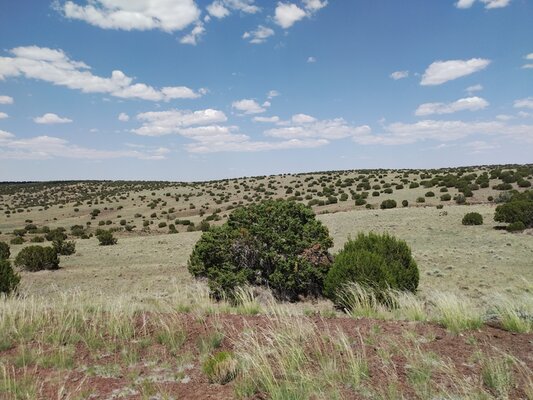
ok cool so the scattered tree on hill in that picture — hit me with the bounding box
[0,259,20,295]
[14,246,59,271]
[188,200,333,301]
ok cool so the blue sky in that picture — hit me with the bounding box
[0,0,532,181]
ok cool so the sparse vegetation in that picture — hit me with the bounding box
[0,165,532,399]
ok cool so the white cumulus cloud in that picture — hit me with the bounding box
[59,0,200,33]
[232,99,266,114]
[133,109,228,136]
[0,46,203,102]
[421,58,491,86]
[206,1,230,18]
[118,112,130,122]
[243,25,275,44]
[0,95,13,104]
[415,97,489,116]
[34,113,73,124]
[274,3,308,28]
[0,112,8,119]
[180,23,206,45]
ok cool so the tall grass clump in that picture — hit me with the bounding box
[431,292,484,333]
[491,294,533,333]
[234,316,369,399]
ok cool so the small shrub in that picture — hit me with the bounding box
[10,237,24,245]
[96,230,117,246]
[506,221,525,232]
[14,246,59,271]
[202,351,238,384]
[455,194,466,205]
[324,233,419,306]
[462,212,483,226]
[440,194,452,201]
[416,197,425,203]
[0,259,20,295]
[425,191,435,197]
[30,236,45,243]
[0,242,10,259]
[380,199,397,209]
[53,239,76,255]
[402,200,408,207]
[45,228,67,242]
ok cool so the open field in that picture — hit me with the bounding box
[8,204,533,307]
[1,165,533,399]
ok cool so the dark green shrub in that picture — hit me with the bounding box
[30,236,45,243]
[199,221,211,232]
[96,230,117,246]
[45,228,67,242]
[188,200,333,301]
[518,180,531,188]
[440,194,452,201]
[402,200,408,207]
[14,246,59,271]
[506,221,526,232]
[425,191,435,197]
[416,197,425,203]
[494,192,533,228]
[53,239,76,255]
[324,233,419,305]
[380,199,397,209]
[13,229,26,237]
[0,242,9,260]
[372,191,380,197]
[455,194,466,205]
[10,237,24,245]
[493,183,513,191]
[355,198,366,206]
[0,259,20,295]
[462,212,483,226]
[409,182,419,189]
[158,222,167,228]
